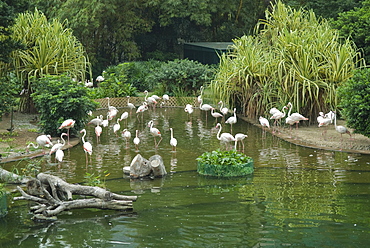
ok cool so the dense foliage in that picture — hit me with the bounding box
[0,73,21,121]
[210,1,363,121]
[331,0,370,62]
[196,149,254,177]
[31,74,98,136]
[146,59,215,96]
[87,64,138,99]
[337,68,370,138]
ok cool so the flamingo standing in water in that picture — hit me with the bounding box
[113,118,121,136]
[121,129,131,148]
[120,111,129,126]
[169,128,178,152]
[58,119,75,145]
[127,96,136,115]
[133,130,140,151]
[144,90,158,109]
[162,94,169,107]
[197,86,204,106]
[80,129,92,165]
[148,120,162,148]
[259,116,270,138]
[234,133,248,150]
[95,124,102,143]
[211,108,223,123]
[225,108,237,134]
[215,123,235,150]
[199,98,212,122]
[136,102,148,121]
[218,101,229,121]
[184,104,194,122]
[49,133,67,155]
[55,148,64,163]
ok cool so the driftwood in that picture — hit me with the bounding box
[128,154,167,179]
[13,173,137,221]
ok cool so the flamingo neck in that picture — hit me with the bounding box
[145,91,149,101]
[61,134,66,146]
[81,130,86,144]
[28,142,39,149]
[170,128,174,139]
[287,104,293,117]
[216,124,222,140]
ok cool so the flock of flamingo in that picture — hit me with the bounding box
[26,88,353,164]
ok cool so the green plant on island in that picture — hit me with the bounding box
[84,170,110,189]
[196,150,253,177]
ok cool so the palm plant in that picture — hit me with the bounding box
[210,1,364,122]
[9,9,91,113]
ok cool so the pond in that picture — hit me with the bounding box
[1,107,370,247]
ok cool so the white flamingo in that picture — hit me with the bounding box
[80,129,92,164]
[234,133,248,150]
[170,127,178,152]
[162,94,169,107]
[49,133,67,155]
[121,129,131,148]
[148,120,162,148]
[270,106,288,133]
[133,130,140,151]
[95,125,102,143]
[127,96,136,115]
[334,111,352,150]
[55,148,64,163]
[317,112,332,140]
[26,134,53,153]
[259,116,270,138]
[136,102,148,121]
[184,104,194,122]
[218,101,229,116]
[197,86,204,106]
[286,102,309,129]
[225,108,237,134]
[144,90,158,108]
[215,123,235,150]
[120,111,129,125]
[58,119,75,145]
[88,115,103,126]
[211,108,223,122]
[101,114,109,128]
[113,118,121,136]
[199,98,213,122]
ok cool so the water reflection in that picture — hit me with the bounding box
[3,107,370,247]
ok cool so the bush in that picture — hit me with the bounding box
[337,68,370,138]
[88,64,138,99]
[196,150,254,177]
[31,74,99,136]
[0,73,21,121]
[147,59,215,97]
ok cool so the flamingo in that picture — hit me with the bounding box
[170,127,178,152]
[96,75,105,83]
[211,108,223,122]
[215,123,235,150]
[113,118,121,136]
[334,111,352,150]
[133,130,140,151]
[106,97,117,111]
[197,86,204,106]
[26,134,53,153]
[121,129,131,148]
[148,120,162,148]
[95,125,102,143]
[317,112,332,140]
[85,81,93,87]
[144,90,158,108]
[270,106,288,133]
[88,115,103,126]
[234,133,248,150]
[136,102,148,121]
[225,108,237,134]
[127,96,136,115]
[199,98,213,122]
[49,133,67,155]
[120,111,129,126]
[80,129,92,164]
[259,116,270,138]
[218,101,229,120]
[184,104,194,122]
[108,108,118,120]
[55,148,64,163]
[286,102,309,129]
[101,114,109,128]
[58,119,75,145]
[162,94,169,107]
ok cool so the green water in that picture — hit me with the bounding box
[1,107,370,247]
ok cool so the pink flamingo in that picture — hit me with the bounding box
[58,119,75,145]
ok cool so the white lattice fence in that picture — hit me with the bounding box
[95,97,198,109]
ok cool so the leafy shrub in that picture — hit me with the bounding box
[88,64,138,98]
[146,59,215,96]
[337,68,370,138]
[31,74,98,136]
[196,150,254,177]
[124,61,162,92]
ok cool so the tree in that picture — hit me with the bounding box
[9,9,91,113]
[31,74,98,137]
[337,68,370,138]
[331,0,370,63]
